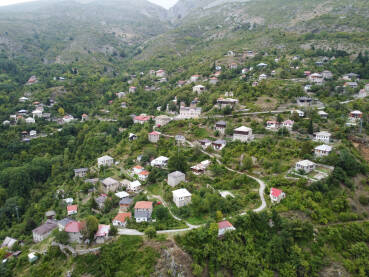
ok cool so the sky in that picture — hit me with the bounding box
[0,0,179,9]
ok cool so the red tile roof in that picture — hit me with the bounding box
[139,170,150,176]
[271,188,283,197]
[113,212,131,223]
[67,205,78,212]
[65,221,84,233]
[134,115,151,121]
[218,220,233,229]
[134,201,153,210]
[149,131,160,135]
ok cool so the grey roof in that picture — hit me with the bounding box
[95,195,107,204]
[74,168,88,173]
[216,120,227,126]
[45,210,56,217]
[85,178,99,184]
[134,210,152,219]
[213,140,226,144]
[168,171,185,178]
[58,218,73,228]
[119,198,133,205]
[32,220,58,235]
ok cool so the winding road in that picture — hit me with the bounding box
[118,132,267,236]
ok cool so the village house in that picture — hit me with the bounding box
[129,133,137,141]
[132,165,144,175]
[28,253,38,263]
[342,73,359,80]
[113,212,131,227]
[19,96,29,103]
[45,210,56,220]
[212,139,227,151]
[177,80,187,87]
[270,188,286,204]
[295,160,316,173]
[116,92,126,99]
[318,111,328,119]
[172,188,192,208]
[102,177,120,193]
[308,73,324,84]
[57,218,73,231]
[190,75,201,83]
[191,160,211,175]
[64,198,74,205]
[215,121,227,135]
[322,70,333,79]
[151,156,169,168]
[129,86,137,93]
[349,110,363,122]
[128,180,142,192]
[179,103,202,119]
[27,76,38,85]
[32,109,43,118]
[155,115,172,127]
[115,191,129,199]
[229,63,238,70]
[74,168,88,178]
[216,98,238,109]
[133,114,152,124]
[25,117,35,124]
[242,68,249,74]
[2,120,10,126]
[138,170,149,182]
[156,69,167,78]
[175,135,186,145]
[282,120,294,130]
[65,221,84,243]
[95,224,110,244]
[1,237,17,249]
[259,74,267,81]
[314,131,331,144]
[134,201,153,222]
[119,198,133,212]
[168,171,186,187]
[193,85,206,94]
[344,82,358,89]
[217,220,236,237]
[297,96,313,107]
[257,63,268,68]
[209,77,218,85]
[63,115,74,124]
[30,130,37,137]
[32,220,58,242]
[67,205,78,216]
[95,194,108,210]
[291,109,305,117]
[266,120,279,130]
[97,155,114,168]
[198,139,212,149]
[81,114,88,121]
[233,126,254,142]
[148,131,161,143]
[314,145,332,157]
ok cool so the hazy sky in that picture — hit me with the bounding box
[0,0,179,9]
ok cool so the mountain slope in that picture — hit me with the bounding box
[0,0,169,64]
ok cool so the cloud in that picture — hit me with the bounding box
[148,0,178,9]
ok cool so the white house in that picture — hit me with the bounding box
[172,188,192,208]
[291,110,305,117]
[155,115,172,127]
[215,121,227,135]
[148,131,160,143]
[217,220,236,237]
[30,130,37,137]
[193,85,206,94]
[179,105,202,119]
[209,77,218,85]
[259,74,267,81]
[314,131,331,144]
[98,155,114,168]
[270,188,286,204]
[282,120,294,130]
[190,75,200,83]
[322,70,333,79]
[191,160,211,175]
[217,98,238,109]
[134,201,153,222]
[129,86,137,93]
[168,171,185,187]
[112,212,131,227]
[32,110,43,118]
[212,139,226,151]
[308,73,324,84]
[151,156,169,168]
[266,120,279,130]
[318,111,328,119]
[128,180,142,192]
[314,145,332,157]
[26,117,35,124]
[295,160,316,173]
[156,69,167,78]
[115,191,130,199]
[138,170,149,181]
[233,126,254,142]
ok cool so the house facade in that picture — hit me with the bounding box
[32,220,58,242]
[314,131,331,144]
[148,131,161,143]
[102,177,120,193]
[65,221,84,243]
[314,145,332,157]
[134,201,153,222]
[113,212,131,227]
[98,155,114,168]
[212,140,226,151]
[172,188,192,208]
[193,85,206,94]
[168,171,186,187]
[215,121,226,135]
[295,160,316,173]
[151,156,169,168]
[233,126,254,142]
[74,168,88,178]
[217,220,236,237]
